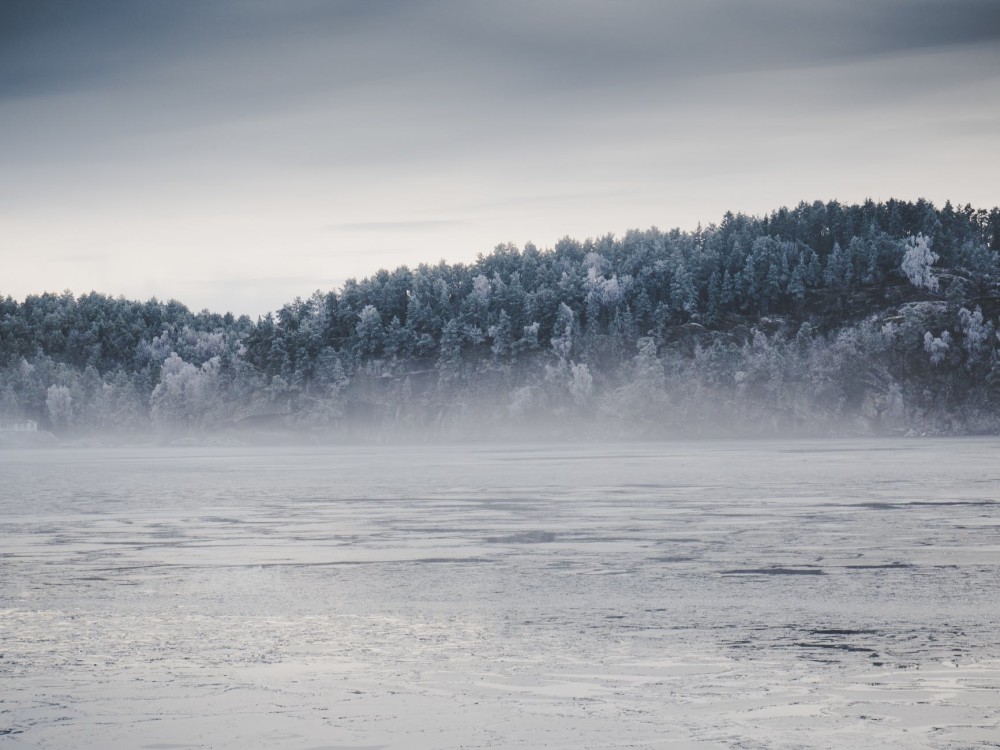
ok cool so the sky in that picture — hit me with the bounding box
[2,1,999,317]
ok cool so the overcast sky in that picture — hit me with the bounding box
[2,1,999,316]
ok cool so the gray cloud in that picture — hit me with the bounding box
[3,1,996,175]
[4,1,999,101]
[2,1,998,315]
[0,1,392,97]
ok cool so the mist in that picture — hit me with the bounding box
[5,4,1000,748]
[3,198,999,448]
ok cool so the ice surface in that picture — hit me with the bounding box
[1,440,999,748]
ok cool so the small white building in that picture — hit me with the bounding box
[0,419,37,433]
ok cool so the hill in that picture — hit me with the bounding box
[3,198,1000,439]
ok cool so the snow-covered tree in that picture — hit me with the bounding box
[824,241,853,290]
[488,310,513,358]
[436,319,463,387]
[902,235,939,292]
[355,305,384,357]
[923,330,951,365]
[471,274,491,305]
[515,321,540,353]
[568,362,593,404]
[550,303,576,361]
[150,353,221,431]
[45,384,73,430]
[957,307,991,360]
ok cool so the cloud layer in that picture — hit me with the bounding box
[2,1,999,315]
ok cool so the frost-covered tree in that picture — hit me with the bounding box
[956,307,992,365]
[902,234,939,292]
[787,256,808,300]
[471,274,491,305]
[670,260,697,318]
[568,362,593,404]
[150,353,221,431]
[515,321,540,353]
[824,241,853,290]
[488,310,513,358]
[436,319,464,387]
[355,305,384,357]
[923,331,951,365]
[550,303,576,361]
[45,385,73,430]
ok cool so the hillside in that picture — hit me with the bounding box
[3,198,1000,439]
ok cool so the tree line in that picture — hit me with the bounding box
[3,198,1000,439]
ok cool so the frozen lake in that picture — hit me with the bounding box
[1,440,999,749]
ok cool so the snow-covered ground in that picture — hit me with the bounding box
[1,440,998,749]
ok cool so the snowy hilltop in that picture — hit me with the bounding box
[3,198,1000,440]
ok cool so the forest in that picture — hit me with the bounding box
[3,198,1000,440]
